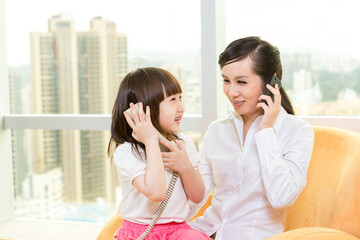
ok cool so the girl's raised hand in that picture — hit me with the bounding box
[256,83,281,130]
[160,139,193,174]
[123,102,158,145]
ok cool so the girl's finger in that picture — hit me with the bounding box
[161,152,172,158]
[174,140,185,151]
[163,162,171,168]
[138,102,145,122]
[159,139,177,152]
[145,106,151,123]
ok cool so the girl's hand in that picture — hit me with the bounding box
[123,102,158,145]
[160,139,193,175]
[161,139,205,203]
[257,83,281,130]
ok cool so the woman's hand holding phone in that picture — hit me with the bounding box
[123,102,158,146]
[257,83,282,130]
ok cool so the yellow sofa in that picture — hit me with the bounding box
[97,126,360,240]
[268,126,360,239]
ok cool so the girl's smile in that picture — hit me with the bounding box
[159,93,184,133]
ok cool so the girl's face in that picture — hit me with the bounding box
[159,93,184,133]
[222,56,264,122]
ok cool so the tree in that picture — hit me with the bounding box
[317,70,344,102]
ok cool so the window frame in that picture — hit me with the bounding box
[1,0,360,239]
[0,0,13,225]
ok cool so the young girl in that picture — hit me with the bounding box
[108,67,211,240]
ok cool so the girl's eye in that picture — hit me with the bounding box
[237,80,247,84]
[170,97,176,101]
[223,79,230,83]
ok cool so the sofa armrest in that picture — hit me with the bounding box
[266,227,360,240]
[96,215,123,240]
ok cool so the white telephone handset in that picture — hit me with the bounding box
[125,103,179,240]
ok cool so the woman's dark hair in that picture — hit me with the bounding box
[218,36,294,115]
[108,67,182,159]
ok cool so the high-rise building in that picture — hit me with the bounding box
[77,17,128,203]
[29,15,128,208]
[282,54,312,91]
[30,15,82,203]
[15,168,64,220]
[293,69,312,93]
[9,68,29,199]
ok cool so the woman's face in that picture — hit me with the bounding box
[158,93,184,133]
[222,56,264,121]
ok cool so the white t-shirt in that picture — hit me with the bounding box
[188,107,315,240]
[113,133,200,224]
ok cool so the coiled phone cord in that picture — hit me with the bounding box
[136,171,179,240]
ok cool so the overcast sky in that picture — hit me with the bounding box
[5,0,201,66]
[5,0,360,66]
[225,0,360,58]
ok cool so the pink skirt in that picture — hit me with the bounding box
[116,220,211,240]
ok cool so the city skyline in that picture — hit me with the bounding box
[5,0,360,67]
[10,15,129,221]
[5,0,201,66]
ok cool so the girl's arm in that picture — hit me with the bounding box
[124,103,166,201]
[161,139,205,203]
[178,167,205,204]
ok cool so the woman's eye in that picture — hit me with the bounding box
[170,97,176,101]
[237,80,247,84]
[223,79,230,83]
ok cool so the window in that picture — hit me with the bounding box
[5,0,201,223]
[225,0,360,116]
[1,1,359,239]
[6,0,202,116]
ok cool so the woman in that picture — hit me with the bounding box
[188,36,315,240]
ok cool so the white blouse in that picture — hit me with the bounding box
[113,133,199,224]
[188,108,314,240]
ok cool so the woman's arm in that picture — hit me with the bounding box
[255,123,314,208]
[257,84,315,208]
